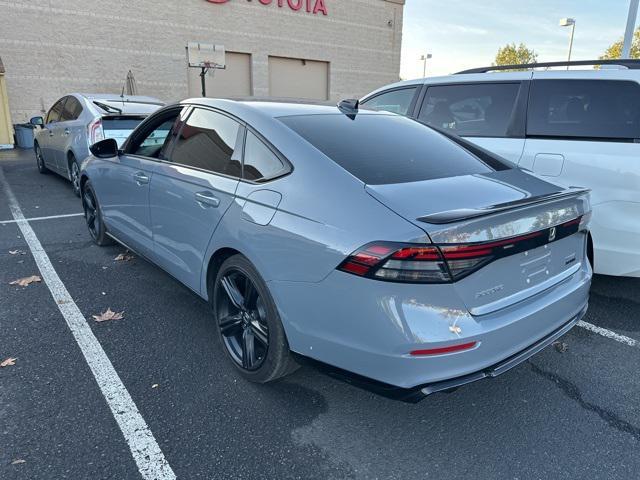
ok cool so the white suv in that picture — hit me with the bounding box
[361,59,640,278]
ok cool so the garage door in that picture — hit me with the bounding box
[268,56,328,101]
[188,52,252,98]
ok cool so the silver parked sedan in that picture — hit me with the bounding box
[30,93,164,196]
[79,99,592,401]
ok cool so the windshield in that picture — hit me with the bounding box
[278,113,497,185]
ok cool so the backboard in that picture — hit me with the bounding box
[187,42,226,69]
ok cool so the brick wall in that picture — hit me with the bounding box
[0,0,404,122]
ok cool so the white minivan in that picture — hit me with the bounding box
[361,59,640,278]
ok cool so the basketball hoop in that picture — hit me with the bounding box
[186,42,226,96]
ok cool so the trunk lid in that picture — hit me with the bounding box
[366,169,591,315]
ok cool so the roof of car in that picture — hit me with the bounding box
[76,93,164,105]
[180,98,389,119]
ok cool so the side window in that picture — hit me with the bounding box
[169,108,241,177]
[61,97,83,121]
[418,83,520,137]
[360,87,417,115]
[46,98,66,124]
[128,108,185,158]
[243,131,288,182]
[527,80,640,140]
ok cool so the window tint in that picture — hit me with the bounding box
[279,113,495,185]
[243,131,288,181]
[527,80,640,140]
[61,96,82,121]
[169,108,241,176]
[418,83,520,137]
[46,98,66,124]
[361,87,417,115]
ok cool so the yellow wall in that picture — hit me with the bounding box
[0,73,14,147]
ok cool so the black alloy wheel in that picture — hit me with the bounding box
[82,182,112,246]
[216,269,270,371]
[213,255,297,383]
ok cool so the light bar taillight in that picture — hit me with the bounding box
[337,216,584,283]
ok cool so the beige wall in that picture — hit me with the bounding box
[268,56,328,100]
[1,0,404,122]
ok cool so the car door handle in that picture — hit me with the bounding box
[195,191,220,208]
[49,130,54,137]
[133,172,150,185]
[63,128,70,136]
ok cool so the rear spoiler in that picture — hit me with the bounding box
[418,187,591,225]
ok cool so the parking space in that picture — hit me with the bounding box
[2,148,640,479]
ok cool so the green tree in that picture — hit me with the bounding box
[600,28,640,59]
[494,43,538,66]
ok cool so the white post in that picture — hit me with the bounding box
[567,23,576,69]
[622,0,639,58]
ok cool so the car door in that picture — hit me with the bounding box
[148,106,242,292]
[59,95,86,176]
[97,107,184,258]
[48,96,71,172]
[520,76,640,275]
[40,98,66,170]
[415,82,528,164]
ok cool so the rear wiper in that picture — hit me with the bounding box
[93,101,123,115]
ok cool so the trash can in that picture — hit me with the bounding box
[14,123,35,149]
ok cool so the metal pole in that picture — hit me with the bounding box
[422,58,427,77]
[200,67,207,97]
[622,0,639,58]
[567,23,575,69]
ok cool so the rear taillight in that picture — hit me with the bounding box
[88,118,104,146]
[337,216,584,283]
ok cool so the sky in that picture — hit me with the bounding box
[400,0,638,79]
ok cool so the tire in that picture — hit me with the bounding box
[35,143,49,174]
[212,254,298,383]
[69,155,81,197]
[82,181,114,246]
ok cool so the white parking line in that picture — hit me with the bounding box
[578,320,638,347]
[0,167,176,480]
[0,212,84,225]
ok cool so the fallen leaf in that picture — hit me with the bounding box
[553,341,568,353]
[9,250,26,255]
[1,357,17,367]
[151,384,159,389]
[92,308,124,322]
[114,252,135,262]
[9,275,41,287]
[11,459,26,465]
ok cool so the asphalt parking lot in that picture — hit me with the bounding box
[1,148,640,480]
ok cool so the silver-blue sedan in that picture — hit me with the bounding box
[79,99,592,401]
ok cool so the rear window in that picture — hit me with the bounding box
[102,117,146,131]
[527,80,640,140]
[278,113,494,185]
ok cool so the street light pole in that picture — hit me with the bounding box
[559,18,576,69]
[420,53,432,78]
[622,0,639,58]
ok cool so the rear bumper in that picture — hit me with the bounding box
[297,305,586,403]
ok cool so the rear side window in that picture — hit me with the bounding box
[169,108,241,177]
[279,114,495,185]
[418,83,520,137]
[243,131,288,182]
[61,96,83,121]
[46,98,66,124]
[361,87,417,115]
[527,80,640,140]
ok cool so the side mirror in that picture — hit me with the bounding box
[30,116,44,126]
[90,138,119,158]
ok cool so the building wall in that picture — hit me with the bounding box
[0,0,404,122]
